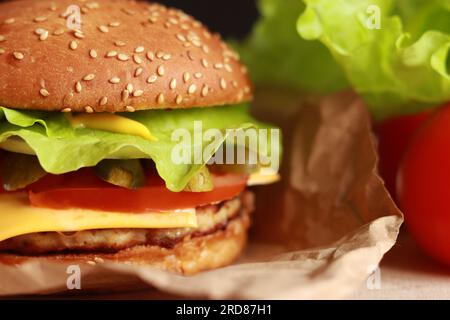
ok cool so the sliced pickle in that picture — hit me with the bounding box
[184,166,214,192]
[1,152,47,191]
[95,159,145,189]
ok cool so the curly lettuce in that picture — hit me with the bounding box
[0,105,279,192]
[297,0,450,120]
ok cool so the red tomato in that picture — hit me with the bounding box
[28,168,248,212]
[398,102,450,265]
[376,111,429,200]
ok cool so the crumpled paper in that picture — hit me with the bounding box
[0,90,403,299]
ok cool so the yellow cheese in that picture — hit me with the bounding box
[248,170,280,186]
[0,193,197,242]
[66,113,157,141]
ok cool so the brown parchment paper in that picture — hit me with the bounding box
[0,90,403,299]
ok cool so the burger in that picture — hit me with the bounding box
[0,0,280,274]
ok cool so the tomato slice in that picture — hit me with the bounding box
[28,168,247,212]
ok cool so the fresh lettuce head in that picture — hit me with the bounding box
[298,0,450,120]
[0,105,279,192]
[239,0,449,120]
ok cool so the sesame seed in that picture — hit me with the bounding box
[87,260,96,266]
[133,55,142,64]
[34,16,47,23]
[39,31,49,41]
[232,80,238,88]
[98,25,109,33]
[115,40,126,47]
[125,106,135,112]
[168,17,179,25]
[201,85,209,97]
[81,7,89,14]
[164,22,171,29]
[162,53,171,61]
[169,78,177,90]
[202,45,210,54]
[106,50,118,58]
[183,43,192,48]
[147,74,157,83]
[109,77,120,84]
[109,21,121,27]
[89,49,98,58]
[39,88,50,97]
[135,46,145,53]
[180,23,189,30]
[157,65,165,76]
[188,84,197,95]
[13,52,24,60]
[99,96,108,106]
[150,11,160,17]
[214,63,224,70]
[244,86,251,94]
[220,78,227,90]
[122,89,129,101]
[183,72,190,83]
[175,94,183,105]
[75,81,82,93]
[156,93,165,105]
[146,51,155,61]
[0,48,5,55]
[241,66,248,74]
[126,83,134,93]
[85,106,94,113]
[176,34,187,42]
[134,67,143,77]
[53,29,65,36]
[194,72,202,79]
[224,64,233,73]
[133,90,143,97]
[74,31,85,39]
[117,53,129,61]
[35,28,46,35]
[156,51,164,59]
[61,108,72,113]
[4,18,15,25]
[201,58,209,68]
[49,3,57,11]
[83,74,95,81]
[192,39,201,47]
[94,257,105,263]
[69,40,78,50]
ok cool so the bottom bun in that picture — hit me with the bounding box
[0,193,253,275]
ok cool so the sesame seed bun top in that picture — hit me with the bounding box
[0,0,252,113]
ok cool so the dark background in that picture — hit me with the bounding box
[154,0,258,39]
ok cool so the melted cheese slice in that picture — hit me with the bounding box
[248,169,280,186]
[0,193,197,242]
[66,113,157,141]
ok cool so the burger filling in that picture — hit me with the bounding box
[0,104,279,255]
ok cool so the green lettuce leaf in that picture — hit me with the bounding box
[0,105,279,192]
[236,0,348,93]
[297,0,450,120]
